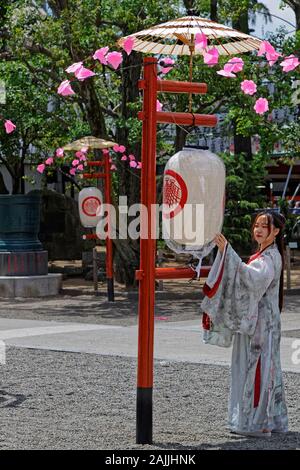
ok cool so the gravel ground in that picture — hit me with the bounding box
[0,347,299,450]
[0,295,300,327]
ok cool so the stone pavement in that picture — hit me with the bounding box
[0,293,299,373]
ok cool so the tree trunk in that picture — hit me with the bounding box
[175,126,188,152]
[296,4,300,31]
[232,10,252,159]
[0,171,9,194]
[183,0,201,15]
[210,0,218,21]
[233,131,253,159]
[232,11,250,35]
[113,51,143,285]
[113,238,140,287]
[80,81,107,137]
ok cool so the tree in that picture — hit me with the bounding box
[0,59,86,194]
[1,0,181,284]
[1,0,299,280]
[282,0,300,31]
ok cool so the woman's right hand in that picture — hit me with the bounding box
[214,233,228,253]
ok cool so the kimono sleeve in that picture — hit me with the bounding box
[230,247,275,293]
[201,244,275,339]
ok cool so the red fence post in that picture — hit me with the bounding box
[104,152,114,301]
[136,57,158,444]
[136,59,217,445]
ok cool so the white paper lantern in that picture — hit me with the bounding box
[162,147,225,258]
[78,187,103,228]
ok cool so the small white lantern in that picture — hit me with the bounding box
[162,147,225,258]
[78,187,103,228]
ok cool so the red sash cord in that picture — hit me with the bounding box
[254,356,261,408]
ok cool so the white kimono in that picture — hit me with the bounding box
[201,243,288,433]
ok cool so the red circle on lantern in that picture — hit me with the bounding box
[82,196,101,217]
[163,169,188,219]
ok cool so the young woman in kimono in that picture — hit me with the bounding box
[201,212,288,437]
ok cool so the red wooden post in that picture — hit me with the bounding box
[82,157,114,301]
[136,58,217,445]
[104,152,114,301]
[136,57,158,444]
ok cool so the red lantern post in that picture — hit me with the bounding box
[136,57,217,444]
[82,158,114,301]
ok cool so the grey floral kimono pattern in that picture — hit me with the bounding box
[201,243,288,433]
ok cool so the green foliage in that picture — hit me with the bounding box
[219,151,269,252]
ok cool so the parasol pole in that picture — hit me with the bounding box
[188,39,194,113]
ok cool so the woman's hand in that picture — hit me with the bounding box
[214,233,228,253]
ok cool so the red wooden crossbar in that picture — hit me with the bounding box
[86,161,105,167]
[139,79,207,94]
[158,80,207,94]
[138,111,217,127]
[82,173,106,179]
[136,266,210,280]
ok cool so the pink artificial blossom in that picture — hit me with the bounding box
[4,120,16,134]
[195,33,207,50]
[266,51,281,66]
[160,57,175,74]
[37,164,45,174]
[257,40,276,57]
[66,62,83,74]
[75,151,83,158]
[93,47,109,65]
[137,162,142,169]
[224,57,244,73]
[254,97,269,115]
[118,145,126,153]
[80,147,88,153]
[280,55,300,73]
[109,157,112,163]
[45,157,54,165]
[163,57,175,65]
[106,52,123,70]
[161,67,173,74]
[102,148,110,155]
[113,144,120,152]
[75,66,95,81]
[57,80,75,96]
[77,164,84,171]
[217,69,236,78]
[129,154,136,161]
[79,155,87,161]
[121,155,127,161]
[156,100,163,111]
[129,161,137,168]
[123,37,134,55]
[110,164,117,170]
[240,79,257,96]
[203,47,219,66]
[56,148,64,157]
[69,168,76,176]
[72,159,80,166]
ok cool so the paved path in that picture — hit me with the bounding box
[0,313,299,373]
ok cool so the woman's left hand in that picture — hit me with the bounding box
[214,233,228,253]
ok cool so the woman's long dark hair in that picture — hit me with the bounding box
[251,211,286,312]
